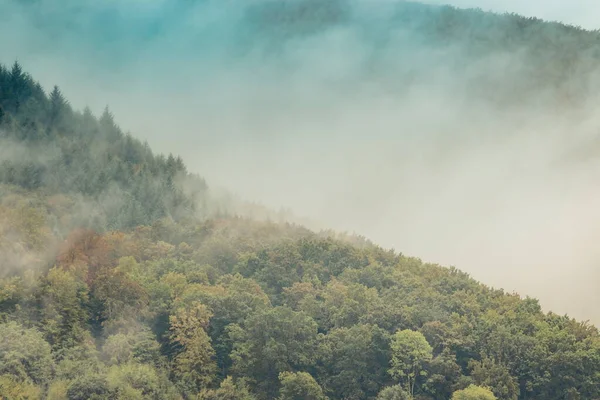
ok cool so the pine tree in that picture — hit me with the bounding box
[99,106,120,139]
[10,61,23,84]
[9,61,25,113]
[48,85,69,127]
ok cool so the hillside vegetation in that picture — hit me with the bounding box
[244,0,600,107]
[2,1,600,399]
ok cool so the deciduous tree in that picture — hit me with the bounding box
[389,329,433,397]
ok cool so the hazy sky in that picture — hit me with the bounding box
[2,0,600,325]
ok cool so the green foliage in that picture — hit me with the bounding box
[317,279,386,331]
[66,373,113,400]
[0,60,599,400]
[421,350,463,399]
[169,303,218,393]
[0,374,42,400]
[389,329,433,397]
[102,330,164,368]
[317,324,390,399]
[106,362,178,400]
[469,358,518,400]
[171,331,217,393]
[91,267,149,333]
[173,273,271,376]
[0,322,54,386]
[197,376,256,400]
[1,214,599,400]
[376,384,410,400]
[277,371,327,400]
[228,306,318,397]
[54,341,103,382]
[46,380,69,400]
[38,267,90,350]
[0,62,208,232]
[452,385,497,400]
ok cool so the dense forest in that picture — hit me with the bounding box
[1,61,599,400]
[0,61,210,230]
[2,1,600,399]
[245,0,600,104]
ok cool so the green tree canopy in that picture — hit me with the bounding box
[452,384,497,400]
[228,306,318,398]
[389,329,433,397]
[278,371,327,400]
[0,322,54,386]
[376,384,410,400]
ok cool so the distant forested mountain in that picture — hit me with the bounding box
[7,0,600,106]
[245,0,600,106]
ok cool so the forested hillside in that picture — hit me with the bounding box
[0,61,210,231]
[2,1,600,399]
[245,0,600,106]
[0,61,598,400]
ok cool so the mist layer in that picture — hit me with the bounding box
[2,0,600,323]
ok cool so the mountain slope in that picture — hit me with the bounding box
[244,0,600,107]
[0,60,599,400]
[3,1,600,398]
[0,61,209,231]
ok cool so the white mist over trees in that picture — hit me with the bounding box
[3,0,600,324]
[0,2,599,398]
